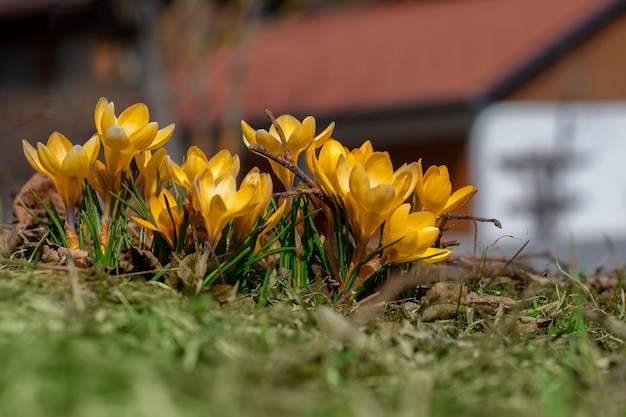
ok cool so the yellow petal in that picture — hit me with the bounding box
[103,147,135,178]
[147,123,175,150]
[205,196,229,245]
[418,247,452,263]
[58,145,90,206]
[287,116,315,157]
[260,199,286,235]
[270,114,300,139]
[99,101,117,138]
[128,122,159,150]
[209,149,240,179]
[213,173,237,197]
[256,129,283,155]
[362,152,394,186]
[186,146,209,162]
[61,145,90,178]
[241,120,258,147]
[225,184,256,217]
[46,132,73,161]
[94,97,110,136]
[103,125,131,151]
[36,142,61,176]
[392,163,419,204]
[117,102,150,136]
[167,157,189,190]
[132,216,160,233]
[415,226,440,253]
[83,134,101,165]
[361,184,396,213]
[445,185,478,213]
[335,155,353,197]
[311,121,335,148]
[268,160,294,191]
[23,140,47,175]
[421,165,452,216]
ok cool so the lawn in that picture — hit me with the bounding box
[1,263,625,417]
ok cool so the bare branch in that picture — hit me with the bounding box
[248,144,323,198]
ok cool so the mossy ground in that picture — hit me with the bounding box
[1,267,625,417]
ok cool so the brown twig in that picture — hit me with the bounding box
[272,188,322,199]
[248,144,324,199]
[441,212,502,228]
[436,212,502,248]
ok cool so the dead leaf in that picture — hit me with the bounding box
[207,281,240,303]
[41,242,91,267]
[465,292,517,314]
[417,283,468,322]
[117,247,163,276]
[416,282,518,322]
[0,227,25,258]
[14,173,66,228]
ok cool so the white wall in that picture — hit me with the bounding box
[469,102,626,271]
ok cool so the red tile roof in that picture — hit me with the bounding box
[190,0,622,125]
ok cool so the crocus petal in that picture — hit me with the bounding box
[147,123,175,150]
[46,132,74,161]
[241,120,258,147]
[287,116,316,157]
[23,140,47,175]
[168,158,189,190]
[226,185,257,217]
[445,185,478,213]
[103,125,131,151]
[362,152,394,186]
[392,165,420,203]
[83,134,101,165]
[36,142,61,176]
[209,149,240,179]
[128,122,159,150]
[132,216,160,233]
[269,114,300,139]
[117,103,150,136]
[94,97,110,136]
[61,145,90,178]
[311,121,335,148]
[256,129,283,155]
[99,101,117,138]
[418,247,452,263]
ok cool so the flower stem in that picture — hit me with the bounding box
[64,206,79,250]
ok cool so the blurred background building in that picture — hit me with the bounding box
[2,0,626,269]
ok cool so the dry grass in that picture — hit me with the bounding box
[1,266,626,417]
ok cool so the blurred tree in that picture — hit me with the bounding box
[156,0,372,159]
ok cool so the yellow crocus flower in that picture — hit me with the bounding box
[334,149,419,244]
[131,188,184,249]
[414,161,478,217]
[23,131,100,249]
[135,148,170,201]
[382,204,451,264]
[94,97,175,180]
[23,132,100,212]
[232,167,273,242]
[169,146,240,195]
[192,171,257,246]
[305,138,348,195]
[241,114,334,190]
